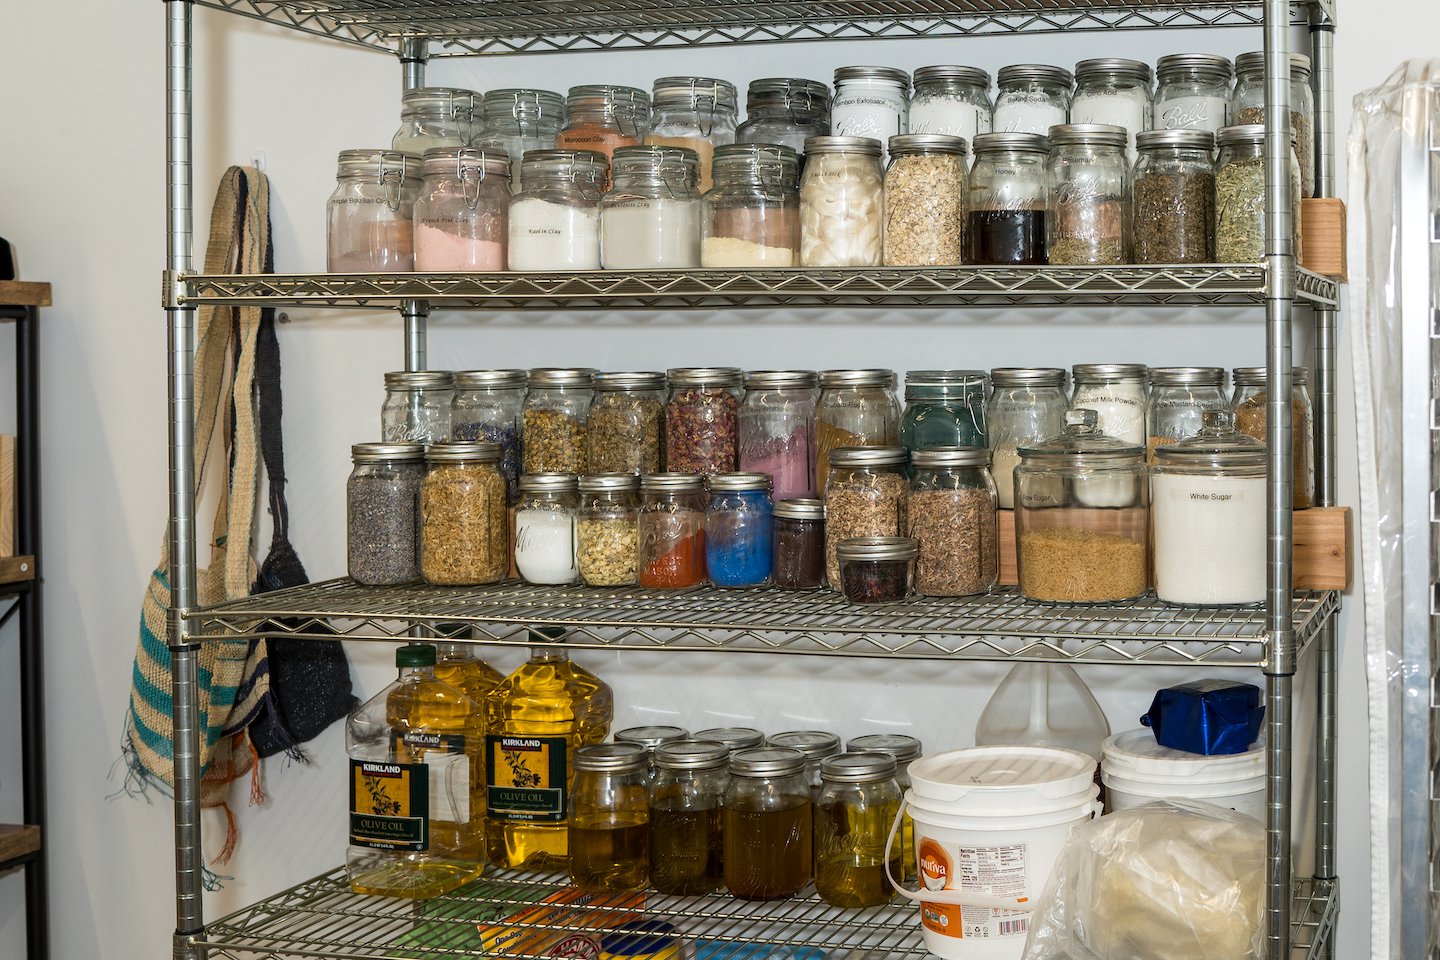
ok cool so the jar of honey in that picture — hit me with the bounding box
[814,752,903,908]
[568,743,650,893]
[723,747,813,900]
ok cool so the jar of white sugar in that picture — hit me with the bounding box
[508,149,607,271]
[599,145,703,269]
[413,147,511,271]
[702,143,800,267]
[514,472,581,585]
[1151,410,1266,605]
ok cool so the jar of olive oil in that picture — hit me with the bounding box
[569,743,651,892]
[814,752,903,908]
[649,739,730,895]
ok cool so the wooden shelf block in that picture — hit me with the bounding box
[0,282,50,307]
[0,824,40,864]
[1300,198,1347,281]
[0,556,37,585]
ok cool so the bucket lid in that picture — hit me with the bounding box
[1101,728,1265,784]
[908,745,1097,812]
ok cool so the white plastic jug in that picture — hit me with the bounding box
[974,663,1110,758]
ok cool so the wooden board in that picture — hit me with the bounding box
[0,435,16,558]
[0,556,37,585]
[0,824,40,864]
[1301,198,1347,281]
[0,282,50,307]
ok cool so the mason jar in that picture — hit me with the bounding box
[665,368,743,476]
[735,78,832,164]
[637,473,709,588]
[816,370,901,496]
[908,65,992,144]
[413,147,511,271]
[569,743,650,893]
[835,536,918,604]
[451,369,525,502]
[1231,366,1315,509]
[556,85,651,186]
[1133,129,1217,265]
[420,442,509,585]
[846,734,922,883]
[900,370,989,454]
[578,473,641,587]
[587,371,666,475]
[647,77,739,193]
[987,368,1069,510]
[600,145,702,269]
[348,442,425,586]
[740,370,818,500]
[800,136,885,266]
[907,446,998,597]
[649,739,730,895]
[693,727,766,754]
[724,748,813,900]
[883,134,969,266]
[615,726,690,782]
[392,87,480,155]
[476,88,565,191]
[327,150,420,272]
[1046,123,1132,266]
[514,473,581,586]
[508,149,607,271]
[767,731,843,799]
[993,64,1073,135]
[823,446,910,589]
[1147,367,1229,461]
[702,143,801,268]
[1215,124,1301,263]
[1232,51,1315,198]
[382,370,454,444]
[772,498,826,590]
[814,753,902,909]
[705,473,774,588]
[522,368,594,474]
[831,66,910,161]
[1071,363,1149,446]
[1071,59,1153,162]
[967,132,1050,265]
[1155,54,1233,135]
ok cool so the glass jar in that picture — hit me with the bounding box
[556,85,651,187]
[1014,409,1149,602]
[724,748,813,900]
[1071,59,1153,162]
[1232,51,1315,198]
[1215,124,1302,262]
[900,370,989,454]
[987,368,1069,510]
[523,368,594,474]
[649,739,730,895]
[1046,123,1132,266]
[348,443,425,585]
[740,370,817,500]
[909,65,992,144]
[508,149,607,271]
[1147,367,1229,461]
[413,147,511,271]
[637,473,709,588]
[772,498,826,590]
[382,370,455,444]
[800,136,885,267]
[1133,129,1217,265]
[514,473,581,585]
[705,473,774,588]
[735,78,832,165]
[1152,410,1267,605]
[392,87,480,155]
[477,88,566,191]
[647,77,739,194]
[578,473,641,587]
[967,132,1050,265]
[1155,54,1233,135]
[836,536,918,604]
[420,442,509,585]
[816,370,902,496]
[615,726,690,778]
[665,368,743,475]
[588,372,666,474]
[993,64,1073,135]
[845,734,922,883]
[693,727,766,753]
[600,145,702,269]
[767,731,843,799]
[451,369,525,503]
[702,143,801,267]
[569,743,650,893]
[815,752,902,909]
[883,134,969,266]
[823,446,910,588]
[907,446,999,597]
[831,66,910,162]
[1071,363,1149,446]
[1231,366,1315,509]
[327,150,420,272]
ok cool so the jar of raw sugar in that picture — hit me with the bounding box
[413,148,511,271]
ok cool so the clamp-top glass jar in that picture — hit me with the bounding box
[514,473,581,586]
[705,473,774,588]
[967,132,1050,265]
[638,473,709,588]
[739,370,818,501]
[1071,59,1153,162]
[508,149,607,271]
[420,441,509,586]
[1046,123,1132,266]
[907,446,999,597]
[577,473,641,587]
[569,742,651,893]
[735,78,831,164]
[814,752,902,909]
[382,370,454,444]
[702,144,801,268]
[1215,124,1302,263]
[1155,54,1233,135]
[600,145,702,269]
[1071,363,1149,446]
[348,442,425,586]
[328,150,420,272]
[477,88,565,191]
[392,87,480,155]
[523,368,594,474]
[1133,129,1217,265]
[649,739,730,896]
[724,748,813,900]
[816,370,902,496]
[1147,367,1229,461]
[588,372,666,475]
[883,134,969,266]
[451,369,525,502]
[831,66,910,161]
[413,147,510,271]
[665,368,743,475]
[1232,51,1315,198]
[900,370,989,454]
[646,77,739,193]
[1231,366,1315,509]
[987,368,1069,510]
[908,65,992,144]
[846,734,922,883]
[800,136,885,267]
[557,85,651,185]
[993,64,1073,135]
[824,446,910,588]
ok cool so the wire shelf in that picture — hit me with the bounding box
[194,579,1337,668]
[180,265,1339,311]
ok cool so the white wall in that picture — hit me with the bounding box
[0,2,1431,957]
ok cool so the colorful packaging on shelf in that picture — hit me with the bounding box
[1141,679,1265,756]
[477,888,647,959]
[695,946,828,960]
[387,877,553,960]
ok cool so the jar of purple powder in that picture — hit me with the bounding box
[739,370,817,500]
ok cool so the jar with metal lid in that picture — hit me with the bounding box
[569,743,650,893]
[637,473,708,588]
[702,143,801,267]
[907,447,998,597]
[665,368,742,475]
[1152,410,1266,605]
[1133,129,1217,264]
[522,368,593,474]
[588,372,666,475]
[1155,54,1233,135]
[348,443,425,585]
[1215,124,1301,262]
[556,85,651,186]
[1046,124,1132,266]
[451,369,525,503]
[646,77,739,194]
[987,368,1069,510]
[831,66,910,162]
[967,132,1050,265]
[508,149,608,271]
[1071,363,1149,446]
[1232,51,1315,198]
[413,147,511,271]
[600,146,702,269]
[909,65,992,144]
[392,87,480,155]
[824,446,910,588]
[477,88,566,191]
[816,370,902,496]
[615,726,690,783]
[740,370,817,500]
[993,64,1073,135]
[836,536,918,604]
[382,370,454,444]
[723,747,813,900]
[705,473,774,588]
[735,78,832,163]
[420,442,509,585]
[694,727,766,753]
[846,734,922,883]
[767,731,843,799]
[900,370,989,455]
[814,752,902,908]
[884,134,969,266]
[800,136,885,267]
[1014,409,1149,602]
[514,473,581,585]
[649,739,730,895]
[327,150,420,272]
[1071,59,1153,162]
[578,473,641,587]
[1147,367,1229,461]
[772,498,826,590]
[1231,366,1314,509]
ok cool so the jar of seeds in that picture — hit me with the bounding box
[451,369,526,503]
[1046,123,1131,265]
[816,370,902,496]
[1133,129,1216,265]
[588,372,666,474]
[883,134,968,266]
[523,368,594,474]
[1147,367,1229,461]
[348,442,425,585]
[420,442,509,585]
[514,473,581,585]
[907,447,998,597]
[1215,124,1302,263]
[578,473,641,587]
[1232,52,1315,198]
[823,446,910,589]
[665,368,743,475]
[382,370,455,444]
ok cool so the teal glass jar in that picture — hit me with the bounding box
[899,371,990,462]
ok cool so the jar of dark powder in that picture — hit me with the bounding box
[347,442,425,585]
[772,498,825,590]
[1133,129,1216,265]
[823,446,909,589]
[589,371,666,475]
[835,537,918,604]
[523,368,594,474]
[665,367,743,475]
[907,446,998,597]
[1045,123,1131,265]
[451,369,526,503]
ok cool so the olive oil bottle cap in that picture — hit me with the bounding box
[396,643,437,667]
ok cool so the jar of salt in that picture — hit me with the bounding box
[413,147,511,271]
[514,472,581,585]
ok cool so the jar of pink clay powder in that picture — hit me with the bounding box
[412,147,512,271]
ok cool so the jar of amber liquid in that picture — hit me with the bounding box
[649,739,730,895]
[569,743,650,893]
[723,747,813,899]
[814,752,903,908]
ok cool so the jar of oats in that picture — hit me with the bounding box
[420,441,509,585]
[883,134,968,266]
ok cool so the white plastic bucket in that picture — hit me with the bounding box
[1100,728,1265,820]
[884,745,1100,960]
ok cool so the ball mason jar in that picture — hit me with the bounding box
[1155,54,1233,135]
[615,726,690,783]
[382,370,455,444]
[413,147,511,271]
[723,748,813,900]
[816,370,902,496]
[1147,367,1229,461]
[451,369,526,503]
[967,132,1050,265]
[665,367,743,476]
[1215,124,1301,263]
[1046,123,1132,266]
[735,78,832,164]
[1232,51,1315,198]
[772,498,826,591]
[814,752,902,909]
[987,368,1069,510]
[705,472,775,588]
[508,149,607,271]
[823,446,910,588]
[557,85,651,186]
[908,65,992,144]
[637,473,709,588]
[649,739,730,895]
[577,473,641,587]
[327,150,420,272]
[1133,129,1217,265]
[907,446,999,597]
[702,143,801,268]
[568,743,651,893]
[646,76,739,194]
[767,730,843,799]
[1231,365,1315,509]
[600,146,703,269]
[1071,58,1153,162]
[694,727,766,754]
[476,88,565,191]
[420,441,509,586]
[348,442,425,586]
[883,134,969,266]
[1071,363,1149,446]
[800,136,885,267]
[514,473,581,586]
[846,733,922,883]
[992,64,1073,135]
[831,66,910,162]
[392,87,480,155]
[522,368,594,474]
[900,370,989,454]
[587,371,666,475]
[740,370,818,501]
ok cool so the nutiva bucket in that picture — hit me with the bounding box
[885,746,1099,960]
[1101,728,1265,820]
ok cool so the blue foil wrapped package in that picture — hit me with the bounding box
[1141,679,1264,755]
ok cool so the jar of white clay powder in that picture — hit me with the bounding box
[413,147,511,271]
[508,149,608,271]
[514,472,581,585]
[600,145,702,269]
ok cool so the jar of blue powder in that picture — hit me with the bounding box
[705,472,774,588]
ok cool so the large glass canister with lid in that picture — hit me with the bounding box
[568,743,650,893]
[578,473,641,587]
[1147,367,1229,461]
[646,77,739,194]
[723,747,813,900]
[907,446,998,597]
[768,730,843,800]
[420,441,509,585]
[1232,51,1315,198]
[1071,363,1149,446]
[649,739,730,895]
[382,370,454,444]
[702,143,801,268]
[348,442,425,586]
[772,498,826,590]
[816,370,902,496]
[1046,123,1132,266]
[1152,410,1266,605]
[846,734,922,883]
[522,368,593,474]
[588,371,666,475]
[451,369,525,502]
[987,368,1069,510]
[992,64,1073,135]
[1215,124,1301,262]
[735,78,832,164]
[739,370,817,501]
[1154,54,1233,135]
[1071,59,1153,162]
[665,367,743,476]
[508,149,607,271]
[966,132,1050,265]
[705,473,774,588]
[327,150,420,272]
[800,136,885,267]
[637,473,709,588]
[476,88,566,191]
[392,87,480,155]
[600,145,702,269]
[1231,366,1315,509]
[814,752,902,909]
[1133,129,1217,265]
[556,85,651,186]
[413,147,511,271]
[823,446,910,588]
[908,65,992,144]
[900,370,989,454]
[830,66,910,161]
[1013,409,1149,603]
[883,134,968,267]
[514,473,581,586]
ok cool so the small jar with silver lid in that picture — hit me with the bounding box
[413,147,511,271]
[476,88,566,191]
[392,87,480,155]
[1155,54,1233,135]
[815,752,902,909]
[740,370,818,501]
[836,536,919,604]
[735,78,832,164]
[694,727,766,754]
[705,472,775,588]
[514,473,581,585]
[600,145,702,269]
[1147,367,1229,460]
[967,133,1050,265]
[348,442,425,585]
[523,368,594,474]
[800,136,885,267]
[1071,59,1153,162]
[768,730,843,799]
[508,149,607,271]
[556,85,651,187]
[649,739,731,895]
[992,64,1074,135]
[646,77,740,194]
[1133,129,1217,265]
[588,371,666,474]
[883,134,969,266]
[772,498,826,590]
[327,150,420,272]
[987,368,1070,510]
[382,370,454,444]
[451,369,525,502]
[702,143,801,268]
[1232,51,1316,198]
[578,473,641,587]
[724,747,813,900]
[615,726,691,782]
[1046,123,1132,266]
[908,65,992,144]
[846,734,922,883]
[831,66,910,161]
[1071,363,1149,446]
[666,367,743,475]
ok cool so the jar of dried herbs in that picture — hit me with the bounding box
[899,370,989,456]
[451,369,526,503]
[523,368,594,474]
[883,133,968,266]
[1215,124,1302,263]
[987,368,1069,510]
[637,473,709,588]
[1231,365,1315,509]
[1133,129,1216,265]
[515,472,581,585]
[577,473,641,587]
[1232,51,1315,198]
[382,370,455,444]
[348,442,425,585]
[816,370,901,497]
[1046,123,1131,265]
[1147,367,1228,461]
[588,371,666,474]
[420,441,509,585]
[823,446,909,589]
[665,367,743,475]
[772,498,825,590]
[835,537,918,605]
[907,446,998,597]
